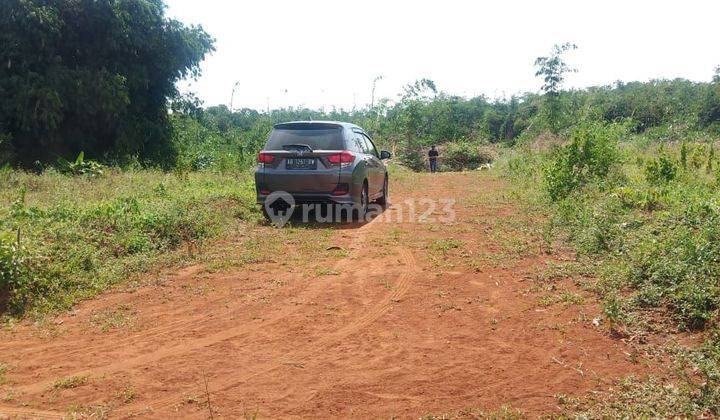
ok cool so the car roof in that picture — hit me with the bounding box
[273,120,363,131]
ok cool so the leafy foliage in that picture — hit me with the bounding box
[534,43,578,95]
[542,120,625,200]
[0,230,27,312]
[0,0,214,166]
[535,42,578,133]
[441,142,494,171]
[644,152,677,185]
[57,152,105,177]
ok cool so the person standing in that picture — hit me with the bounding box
[428,145,439,172]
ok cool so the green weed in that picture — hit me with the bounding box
[52,375,88,390]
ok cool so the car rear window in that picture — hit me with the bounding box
[265,126,344,151]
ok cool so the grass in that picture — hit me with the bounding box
[420,405,523,419]
[89,304,137,332]
[114,385,136,404]
[315,267,340,276]
[498,125,720,416]
[0,168,257,319]
[427,238,463,252]
[537,290,585,307]
[52,374,88,390]
[560,375,714,418]
[0,362,8,385]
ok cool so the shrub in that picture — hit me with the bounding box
[57,152,105,177]
[398,148,425,172]
[441,142,494,171]
[644,152,677,185]
[0,230,30,312]
[543,120,626,200]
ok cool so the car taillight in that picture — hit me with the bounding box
[258,152,275,164]
[327,151,355,166]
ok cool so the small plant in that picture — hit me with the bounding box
[644,152,677,185]
[315,267,340,276]
[0,230,30,312]
[428,238,462,252]
[707,144,715,173]
[603,292,623,332]
[52,375,88,390]
[57,152,105,177]
[680,140,688,169]
[0,362,9,385]
[114,386,137,404]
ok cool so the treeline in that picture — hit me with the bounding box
[1,0,718,169]
[170,74,720,171]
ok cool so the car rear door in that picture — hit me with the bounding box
[260,124,343,194]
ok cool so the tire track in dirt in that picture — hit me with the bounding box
[115,244,419,418]
[0,406,65,419]
[13,237,338,362]
[14,216,383,397]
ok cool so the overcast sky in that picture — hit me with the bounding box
[166,0,720,111]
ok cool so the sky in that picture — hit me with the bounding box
[166,0,720,112]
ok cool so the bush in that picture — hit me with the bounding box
[644,152,677,185]
[57,152,105,177]
[398,148,426,172]
[543,120,627,200]
[441,142,494,171]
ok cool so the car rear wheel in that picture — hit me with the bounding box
[356,182,368,220]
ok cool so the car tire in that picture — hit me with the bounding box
[356,182,368,221]
[377,176,388,207]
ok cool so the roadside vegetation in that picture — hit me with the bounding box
[0,169,255,317]
[497,66,720,415]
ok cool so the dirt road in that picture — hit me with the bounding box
[0,172,649,418]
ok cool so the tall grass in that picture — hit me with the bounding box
[0,168,256,317]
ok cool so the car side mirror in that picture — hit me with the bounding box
[380,150,392,160]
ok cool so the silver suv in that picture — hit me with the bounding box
[255,121,391,219]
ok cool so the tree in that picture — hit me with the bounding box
[534,42,578,133]
[0,0,214,167]
[699,67,720,130]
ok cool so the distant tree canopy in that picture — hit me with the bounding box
[171,74,720,172]
[0,0,214,167]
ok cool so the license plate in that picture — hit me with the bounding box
[286,158,317,170]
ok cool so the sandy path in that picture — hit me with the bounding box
[0,172,650,418]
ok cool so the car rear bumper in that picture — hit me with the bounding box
[256,192,356,205]
[255,169,358,205]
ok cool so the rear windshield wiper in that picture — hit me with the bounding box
[282,143,314,152]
